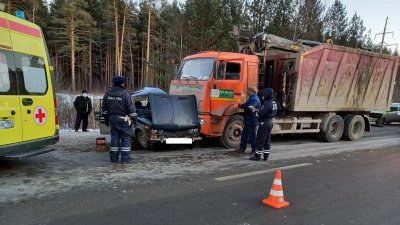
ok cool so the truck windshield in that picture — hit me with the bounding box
[176,58,215,81]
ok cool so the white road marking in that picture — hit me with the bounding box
[215,163,313,181]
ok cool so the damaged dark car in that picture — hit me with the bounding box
[95,87,201,149]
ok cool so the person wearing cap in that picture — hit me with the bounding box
[73,90,92,132]
[250,88,277,161]
[102,76,137,163]
[235,86,260,154]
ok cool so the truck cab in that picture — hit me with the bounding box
[169,52,258,148]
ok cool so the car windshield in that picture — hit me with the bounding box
[176,58,215,81]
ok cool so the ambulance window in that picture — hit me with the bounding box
[0,51,16,94]
[16,54,47,95]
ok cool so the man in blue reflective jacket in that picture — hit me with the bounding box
[235,86,261,154]
[102,76,137,163]
[250,88,277,161]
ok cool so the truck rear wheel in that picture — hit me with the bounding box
[320,115,344,142]
[343,115,365,141]
[219,115,243,148]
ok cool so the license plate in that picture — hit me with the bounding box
[165,138,193,144]
[0,120,14,129]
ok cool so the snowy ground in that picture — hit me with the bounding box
[1,126,400,204]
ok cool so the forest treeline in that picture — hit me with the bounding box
[3,0,398,93]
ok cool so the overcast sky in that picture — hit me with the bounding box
[325,0,399,51]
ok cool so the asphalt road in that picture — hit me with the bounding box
[0,125,400,224]
[1,145,399,225]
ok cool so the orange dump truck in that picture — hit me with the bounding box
[169,31,399,148]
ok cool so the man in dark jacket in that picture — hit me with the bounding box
[102,76,137,163]
[74,90,92,132]
[235,86,261,154]
[250,88,277,161]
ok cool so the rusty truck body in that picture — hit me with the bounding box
[169,30,399,148]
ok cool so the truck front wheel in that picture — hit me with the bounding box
[320,115,344,142]
[219,115,243,148]
[343,115,365,141]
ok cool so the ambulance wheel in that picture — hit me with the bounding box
[320,115,344,142]
[219,115,243,149]
[343,115,365,141]
[136,130,154,150]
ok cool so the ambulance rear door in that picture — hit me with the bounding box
[13,52,55,142]
[8,16,56,142]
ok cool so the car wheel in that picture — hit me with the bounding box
[219,115,243,148]
[343,115,365,141]
[136,130,154,150]
[376,117,385,127]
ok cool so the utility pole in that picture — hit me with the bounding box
[375,17,393,54]
[380,17,388,54]
[145,1,151,86]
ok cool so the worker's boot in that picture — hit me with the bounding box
[263,149,270,161]
[249,153,261,161]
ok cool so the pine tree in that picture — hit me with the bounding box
[244,0,270,34]
[267,0,297,39]
[393,48,399,56]
[347,12,365,48]
[183,0,230,53]
[48,0,95,93]
[294,0,325,41]
[323,0,348,45]
[362,29,374,50]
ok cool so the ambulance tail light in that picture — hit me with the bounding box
[54,98,59,126]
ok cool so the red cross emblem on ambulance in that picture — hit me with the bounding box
[34,106,47,125]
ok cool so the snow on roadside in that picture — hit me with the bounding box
[1,127,400,204]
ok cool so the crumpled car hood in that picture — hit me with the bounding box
[149,95,199,131]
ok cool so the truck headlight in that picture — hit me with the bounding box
[199,119,204,125]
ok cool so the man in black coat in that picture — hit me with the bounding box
[102,76,137,163]
[250,88,277,161]
[74,90,92,132]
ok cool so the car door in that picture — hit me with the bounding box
[210,60,243,116]
[386,104,398,123]
[394,104,400,122]
[0,49,23,146]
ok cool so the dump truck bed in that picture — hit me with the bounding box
[286,44,399,112]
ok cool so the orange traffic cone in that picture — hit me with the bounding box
[262,170,290,209]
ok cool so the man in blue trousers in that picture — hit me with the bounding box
[102,76,137,163]
[235,86,260,154]
[250,88,277,161]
